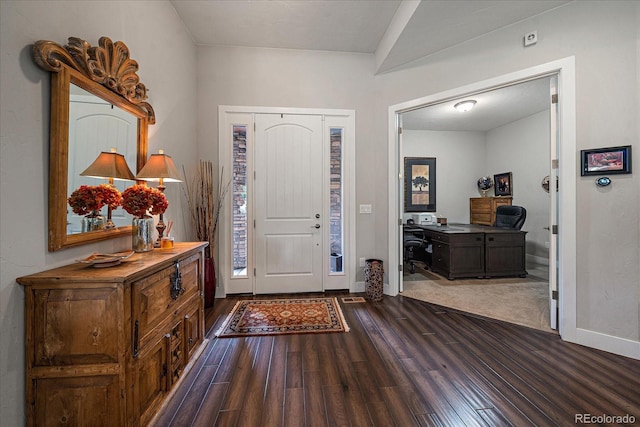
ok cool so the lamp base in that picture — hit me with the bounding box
[155,216,166,248]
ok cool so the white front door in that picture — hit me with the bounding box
[254,114,324,294]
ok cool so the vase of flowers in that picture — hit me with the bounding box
[68,184,122,232]
[122,184,168,252]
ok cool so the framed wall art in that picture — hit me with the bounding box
[494,172,513,196]
[580,145,632,176]
[404,157,436,212]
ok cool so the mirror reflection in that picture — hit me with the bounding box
[67,84,137,234]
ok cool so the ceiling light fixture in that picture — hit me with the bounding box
[454,100,477,112]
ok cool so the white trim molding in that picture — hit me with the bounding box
[388,57,579,347]
[576,329,640,360]
[218,106,356,296]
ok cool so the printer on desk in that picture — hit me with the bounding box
[411,213,437,225]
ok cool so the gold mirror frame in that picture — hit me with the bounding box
[33,36,155,251]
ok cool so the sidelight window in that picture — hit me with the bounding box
[329,128,343,273]
[232,125,248,277]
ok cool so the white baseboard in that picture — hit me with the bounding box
[526,253,549,266]
[575,328,640,360]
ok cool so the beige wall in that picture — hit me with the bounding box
[1,0,638,424]
[0,1,197,423]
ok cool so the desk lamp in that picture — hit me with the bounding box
[80,148,135,228]
[136,150,182,246]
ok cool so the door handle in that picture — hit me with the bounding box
[311,224,321,229]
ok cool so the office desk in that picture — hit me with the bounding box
[415,223,527,280]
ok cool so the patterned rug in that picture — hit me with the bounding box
[215,297,350,337]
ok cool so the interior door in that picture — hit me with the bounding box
[68,93,137,233]
[548,76,559,330]
[254,114,323,294]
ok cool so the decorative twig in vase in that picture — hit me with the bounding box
[183,161,230,308]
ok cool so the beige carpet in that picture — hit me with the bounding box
[402,266,555,332]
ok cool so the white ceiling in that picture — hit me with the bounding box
[170,0,568,130]
[170,0,570,72]
[401,76,552,131]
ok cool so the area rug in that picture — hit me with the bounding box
[215,297,350,337]
[402,266,554,332]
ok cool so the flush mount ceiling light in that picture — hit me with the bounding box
[454,99,477,112]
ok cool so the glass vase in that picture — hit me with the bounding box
[132,215,154,252]
[81,211,106,232]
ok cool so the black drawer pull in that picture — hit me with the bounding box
[170,262,184,300]
[488,237,494,241]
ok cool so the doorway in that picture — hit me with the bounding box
[387,58,577,339]
[218,107,356,296]
[254,114,323,294]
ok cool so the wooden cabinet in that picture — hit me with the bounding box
[428,230,485,279]
[469,196,512,226]
[420,224,526,280]
[18,242,208,427]
[485,231,527,277]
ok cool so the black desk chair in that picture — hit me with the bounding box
[494,205,527,230]
[404,220,429,274]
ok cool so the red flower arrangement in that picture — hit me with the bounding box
[121,184,168,217]
[68,184,122,216]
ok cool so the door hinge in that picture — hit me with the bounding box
[398,127,403,134]
[253,267,256,276]
[254,219,256,228]
[552,290,559,300]
[552,225,558,235]
[398,219,403,226]
[399,264,403,272]
[552,159,559,169]
[551,94,558,104]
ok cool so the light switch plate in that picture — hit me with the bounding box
[359,204,372,214]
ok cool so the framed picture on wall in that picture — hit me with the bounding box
[580,145,632,176]
[494,172,513,196]
[404,157,436,212]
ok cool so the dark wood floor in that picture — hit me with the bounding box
[154,292,640,426]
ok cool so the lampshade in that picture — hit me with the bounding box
[80,149,135,181]
[136,150,182,183]
[454,99,477,112]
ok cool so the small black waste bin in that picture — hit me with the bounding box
[364,259,384,302]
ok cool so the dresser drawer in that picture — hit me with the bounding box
[449,233,484,245]
[429,232,449,244]
[133,253,201,344]
[470,198,492,212]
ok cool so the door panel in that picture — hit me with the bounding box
[255,114,323,294]
[549,76,559,330]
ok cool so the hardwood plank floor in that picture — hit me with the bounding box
[154,292,640,426]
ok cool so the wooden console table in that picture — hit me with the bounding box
[17,242,208,427]
[417,224,527,279]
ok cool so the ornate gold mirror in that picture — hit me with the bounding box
[33,36,155,251]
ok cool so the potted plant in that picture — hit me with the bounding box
[68,184,122,232]
[121,184,168,252]
[183,161,229,308]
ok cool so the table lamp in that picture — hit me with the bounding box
[80,148,135,228]
[136,149,182,246]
